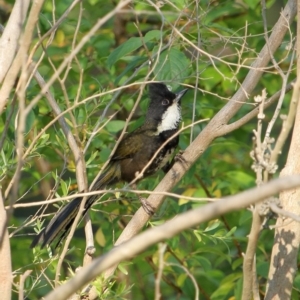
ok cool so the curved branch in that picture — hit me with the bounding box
[102,0,297,280]
[44,175,300,300]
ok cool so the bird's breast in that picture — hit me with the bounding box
[147,146,175,174]
[119,128,179,182]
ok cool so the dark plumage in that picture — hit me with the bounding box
[31,82,188,248]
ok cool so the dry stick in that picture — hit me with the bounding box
[269,203,300,223]
[224,81,294,133]
[18,270,32,300]
[44,175,300,300]
[62,1,83,84]
[252,255,260,300]
[270,80,299,164]
[242,206,264,300]
[154,243,166,300]
[167,263,199,300]
[9,189,213,210]
[0,190,12,300]
[0,0,30,83]
[0,0,45,114]
[101,0,297,283]
[146,254,184,296]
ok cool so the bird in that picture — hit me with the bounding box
[31,82,188,249]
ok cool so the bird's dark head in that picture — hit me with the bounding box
[146,83,188,133]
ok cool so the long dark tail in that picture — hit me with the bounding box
[30,163,120,248]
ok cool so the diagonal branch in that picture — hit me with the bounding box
[102,0,297,281]
[0,0,30,83]
[44,175,300,300]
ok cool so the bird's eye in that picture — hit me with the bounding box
[162,99,169,105]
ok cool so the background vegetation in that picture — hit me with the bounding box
[0,0,299,299]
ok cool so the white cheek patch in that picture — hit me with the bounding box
[156,103,181,134]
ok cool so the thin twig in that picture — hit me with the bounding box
[154,243,166,300]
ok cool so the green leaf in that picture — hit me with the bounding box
[177,273,187,286]
[115,56,147,84]
[196,256,212,272]
[118,262,133,275]
[204,220,221,232]
[25,109,35,134]
[106,120,126,133]
[107,37,142,68]
[39,133,50,145]
[234,278,243,300]
[211,281,234,299]
[232,258,243,270]
[193,230,203,243]
[107,30,161,68]
[153,48,190,85]
[60,179,68,196]
[293,274,300,289]
[226,170,255,188]
[144,30,162,41]
[76,108,87,125]
[257,261,269,277]
[99,148,111,162]
[225,226,237,237]
[243,0,260,9]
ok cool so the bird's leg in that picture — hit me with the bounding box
[162,150,188,174]
[174,150,188,167]
[131,183,155,215]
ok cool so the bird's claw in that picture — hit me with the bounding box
[140,198,155,215]
[175,150,188,167]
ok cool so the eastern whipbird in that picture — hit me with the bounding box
[31,82,188,248]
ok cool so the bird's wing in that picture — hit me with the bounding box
[112,127,156,161]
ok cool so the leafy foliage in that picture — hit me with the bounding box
[1,0,298,299]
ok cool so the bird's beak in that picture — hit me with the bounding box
[175,88,188,102]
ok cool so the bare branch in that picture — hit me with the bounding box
[0,0,45,114]
[269,203,300,223]
[0,191,12,300]
[242,208,263,300]
[0,0,30,83]
[18,270,32,300]
[102,0,297,281]
[44,175,300,300]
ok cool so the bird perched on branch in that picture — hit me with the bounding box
[31,82,188,249]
